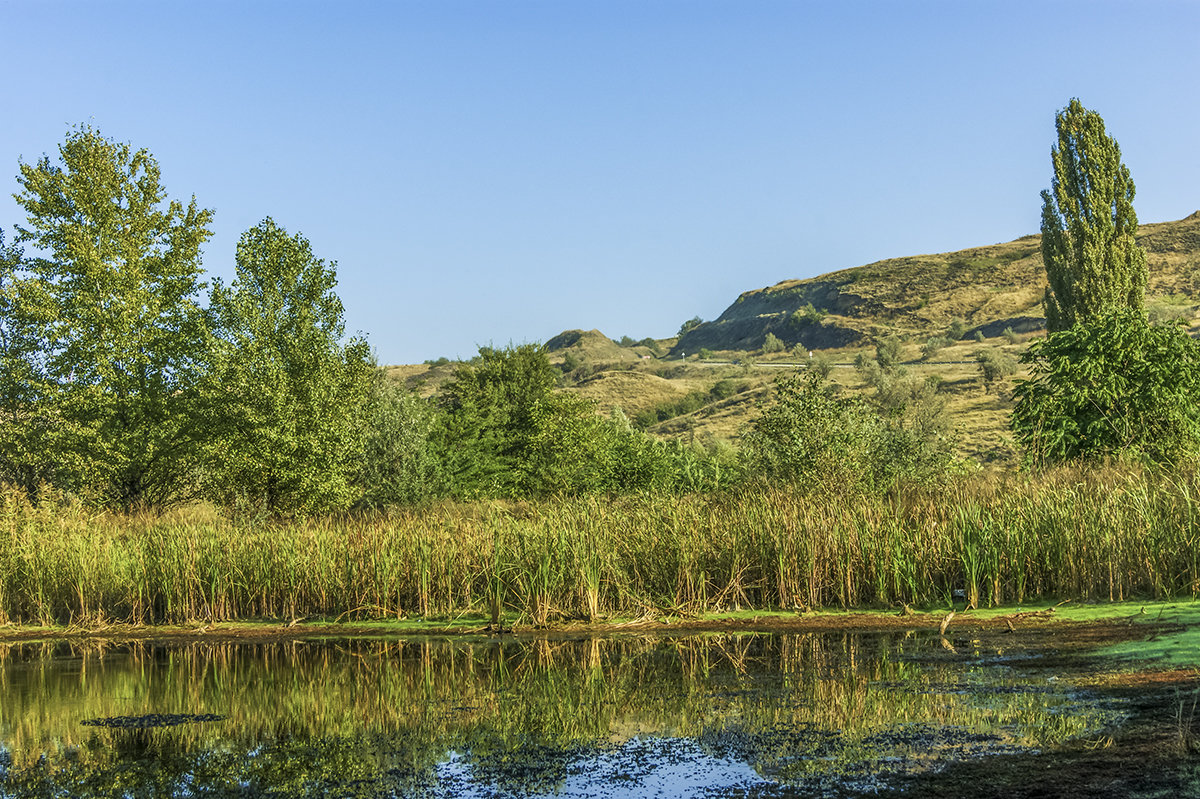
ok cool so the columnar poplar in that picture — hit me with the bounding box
[1040,99,1146,332]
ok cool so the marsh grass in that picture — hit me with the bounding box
[2,465,1199,625]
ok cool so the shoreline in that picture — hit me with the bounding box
[1,599,1190,650]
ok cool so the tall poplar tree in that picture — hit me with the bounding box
[1040,99,1146,331]
[12,127,213,507]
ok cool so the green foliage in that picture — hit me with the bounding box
[709,378,741,400]
[975,348,1018,390]
[788,303,825,327]
[854,352,883,388]
[761,332,786,353]
[618,335,637,347]
[972,330,985,342]
[677,316,703,337]
[1041,99,1147,332]
[808,352,833,379]
[204,218,373,515]
[1011,312,1200,464]
[946,318,968,341]
[11,127,213,508]
[875,335,903,371]
[921,336,951,360]
[432,344,677,498]
[0,228,58,497]
[743,372,958,493]
[560,351,582,374]
[697,348,715,360]
[354,374,441,508]
[636,337,663,356]
[433,344,553,497]
[1002,327,1018,345]
[634,380,744,428]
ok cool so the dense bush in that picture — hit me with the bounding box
[742,372,959,493]
[1011,311,1200,464]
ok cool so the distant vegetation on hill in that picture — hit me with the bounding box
[393,212,1200,466]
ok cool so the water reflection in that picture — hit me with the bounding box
[0,631,1122,797]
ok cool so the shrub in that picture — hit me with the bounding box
[875,335,903,371]
[854,352,883,388]
[921,336,951,360]
[742,372,958,493]
[946,318,968,341]
[762,332,786,353]
[1011,311,1200,464]
[808,352,833,379]
[789,303,825,328]
[975,348,1019,391]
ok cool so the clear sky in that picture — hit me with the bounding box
[1,1,1197,364]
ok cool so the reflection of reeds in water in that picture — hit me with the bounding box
[2,466,1198,627]
[0,632,1112,777]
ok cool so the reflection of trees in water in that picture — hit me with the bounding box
[0,633,1116,796]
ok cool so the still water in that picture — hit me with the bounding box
[0,630,1122,798]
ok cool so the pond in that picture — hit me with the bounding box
[0,629,1127,797]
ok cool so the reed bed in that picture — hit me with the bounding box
[1,466,1197,626]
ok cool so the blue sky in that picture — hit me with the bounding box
[2,1,1197,364]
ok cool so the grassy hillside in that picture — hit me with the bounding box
[676,211,1200,354]
[391,213,1200,465]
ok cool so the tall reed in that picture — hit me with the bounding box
[1,465,1198,625]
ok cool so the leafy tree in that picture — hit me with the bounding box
[789,303,825,327]
[204,218,373,514]
[854,351,883,388]
[1011,311,1200,464]
[1041,99,1146,332]
[0,228,58,496]
[354,372,442,508]
[677,316,703,337]
[433,344,682,498]
[433,344,559,497]
[12,127,213,508]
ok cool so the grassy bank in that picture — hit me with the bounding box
[2,466,1199,627]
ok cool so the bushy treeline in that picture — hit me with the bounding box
[1,127,967,516]
[0,129,374,514]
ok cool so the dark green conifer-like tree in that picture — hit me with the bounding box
[1040,99,1146,332]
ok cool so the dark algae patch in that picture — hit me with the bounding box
[80,713,226,729]
[0,618,1194,797]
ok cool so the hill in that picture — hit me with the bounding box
[674,211,1200,354]
[391,213,1200,464]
